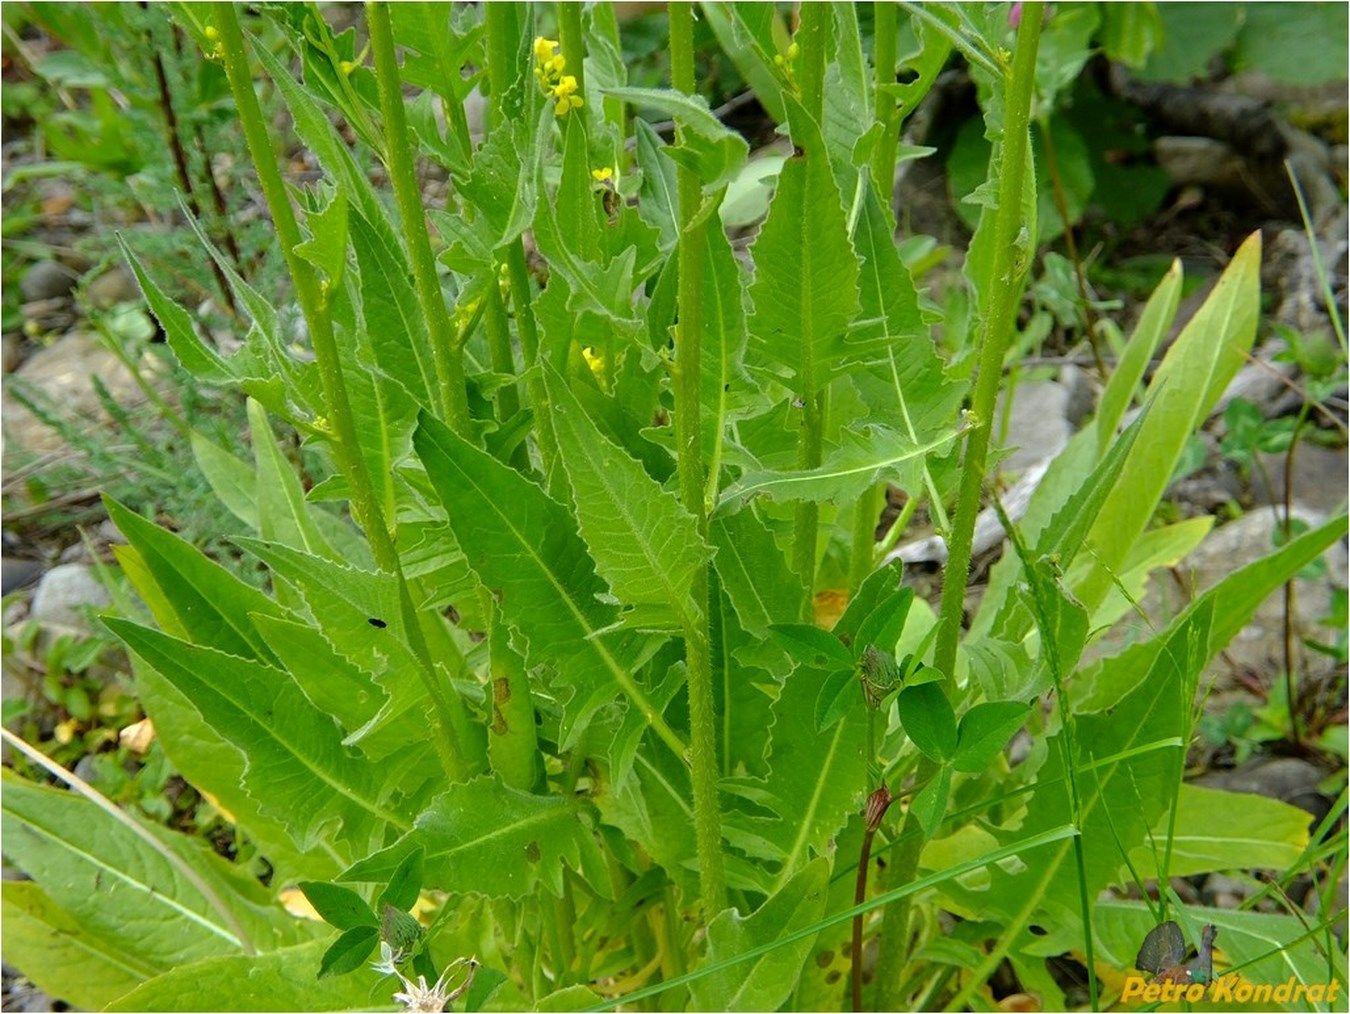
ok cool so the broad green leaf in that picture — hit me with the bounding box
[746,98,863,397]
[1076,232,1261,611]
[1,773,306,967]
[105,939,386,1012]
[1084,515,1213,630]
[897,682,958,762]
[972,412,1145,643]
[851,181,962,439]
[943,603,1213,957]
[295,185,348,288]
[910,764,952,838]
[725,664,869,891]
[699,211,757,470]
[595,748,700,897]
[191,431,260,529]
[1096,259,1182,448]
[710,507,806,634]
[379,846,425,913]
[1076,514,1348,713]
[318,925,378,979]
[699,4,787,122]
[953,701,1031,774]
[833,562,910,648]
[102,618,405,854]
[341,776,604,901]
[234,539,449,763]
[2,881,153,1009]
[349,210,435,408]
[768,623,854,671]
[119,237,233,383]
[1128,784,1309,878]
[413,412,665,749]
[104,496,286,663]
[718,425,957,511]
[298,882,376,931]
[544,368,709,630]
[248,399,340,562]
[690,860,830,1011]
[604,85,749,190]
[634,118,679,249]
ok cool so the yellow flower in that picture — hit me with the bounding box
[533,36,558,63]
[54,719,79,745]
[204,25,219,41]
[554,93,584,116]
[547,54,566,74]
[591,166,614,182]
[339,59,356,76]
[551,75,578,99]
[581,346,606,382]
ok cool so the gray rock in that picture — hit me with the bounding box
[29,563,109,631]
[85,265,139,308]
[1252,445,1349,517]
[1164,506,1347,679]
[0,558,43,595]
[19,260,77,302]
[2,333,21,374]
[1203,872,1256,907]
[995,380,1072,474]
[1,330,153,456]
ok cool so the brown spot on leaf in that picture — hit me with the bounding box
[525,840,541,863]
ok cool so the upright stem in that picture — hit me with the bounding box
[872,8,1045,1007]
[671,0,727,920]
[216,4,473,782]
[847,2,900,598]
[791,2,832,602]
[932,6,1044,686]
[484,3,560,485]
[367,2,472,435]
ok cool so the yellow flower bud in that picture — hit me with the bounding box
[204,25,219,41]
[787,41,800,59]
[591,166,614,182]
[339,59,356,75]
[552,74,578,99]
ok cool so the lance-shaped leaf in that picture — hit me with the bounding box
[544,368,709,631]
[746,99,863,397]
[852,181,963,437]
[104,496,286,663]
[104,939,385,1012]
[690,860,830,1011]
[340,776,604,900]
[724,664,870,892]
[2,881,153,1010]
[717,425,959,512]
[101,618,406,853]
[710,507,806,636]
[412,413,680,752]
[697,210,764,474]
[1,773,308,971]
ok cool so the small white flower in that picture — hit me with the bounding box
[370,941,403,977]
[392,956,477,1013]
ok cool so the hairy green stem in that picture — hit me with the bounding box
[216,4,473,782]
[790,2,832,603]
[873,8,1045,1007]
[484,4,560,485]
[670,0,727,920]
[367,2,472,435]
[845,2,901,598]
[932,4,1044,685]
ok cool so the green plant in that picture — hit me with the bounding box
[3,4,1346,1012]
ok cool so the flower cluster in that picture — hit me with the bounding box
[533,37,583,116]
